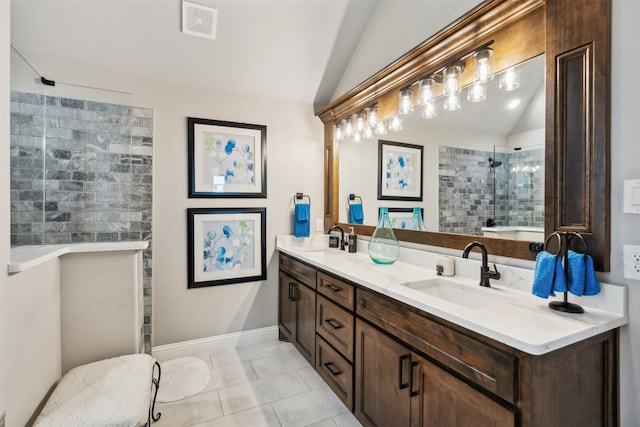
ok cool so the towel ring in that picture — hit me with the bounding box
[293,193,311,205]
[544,232,563,256]
[347,194,363,206]
[567,232,588,258]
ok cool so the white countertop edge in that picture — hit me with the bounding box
[8,241,149,274]
[276,235,627,355]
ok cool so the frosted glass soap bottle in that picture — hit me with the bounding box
[368,208,400,264]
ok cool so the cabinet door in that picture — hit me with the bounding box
[278,271,296,341]
[355,319,411,427]
[294,280,316,365]
[410,354,515,427]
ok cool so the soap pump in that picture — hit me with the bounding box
[348,227,358,253]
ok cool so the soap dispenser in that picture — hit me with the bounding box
[348,227,357,253]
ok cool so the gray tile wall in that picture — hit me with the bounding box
[10,91,153,353]
[438,146,544,235]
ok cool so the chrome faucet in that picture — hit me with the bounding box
[462,241,501,287]
[326,225,346,250]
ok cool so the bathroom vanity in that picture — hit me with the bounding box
[277,235,626,427]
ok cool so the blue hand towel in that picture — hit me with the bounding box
[532,251,567,298]
[349,203,364,224]
[566,250,601,296]
[294,203,310,237]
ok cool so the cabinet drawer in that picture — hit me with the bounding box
[316,335,354,411]
[357,288,516,403]
[317,271,355,310]
[279,253,316,290]
[316,295,354,361]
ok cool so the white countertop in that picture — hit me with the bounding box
[277,234,627,355]
[8,241,149,274]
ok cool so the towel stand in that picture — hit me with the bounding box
[545,231,588,313]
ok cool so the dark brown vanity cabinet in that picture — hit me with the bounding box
[278,253,316,365]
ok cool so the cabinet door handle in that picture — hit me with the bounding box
[408,360,418,397]
[288,282,298,301]
[325,318,342,329]
[325,283,343,293]
[398,354,410,390]
[324,362,341,376]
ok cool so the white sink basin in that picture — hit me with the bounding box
[400,277,517,310]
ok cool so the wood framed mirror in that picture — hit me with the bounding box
[316,0,610,271]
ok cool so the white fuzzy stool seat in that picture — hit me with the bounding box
[34,354,161,427]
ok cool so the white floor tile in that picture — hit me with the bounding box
[271,387,350,427]
[331,412,362,427]
[153,389,224,427]
[296,366,326,390]
[211,341,283,369]
[251,348,310,378]
[204,360,258,392]
[191,404,282,427]
[218,370,309,415]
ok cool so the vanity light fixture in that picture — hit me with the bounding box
[334,121,344,141]
[374,120,387,135]
[443,63,463,96]
[353,131,362,143]
[467,81,486,102]
[355,112,366,133]
[367,105,379,128]
[422,101,437,118]
[473,47,494,83]
[419,78,436,104]
[399,88,414,115]
[443,94,461,111]
[499,67,520,91]
[389,115,402,131]
[363,126,375,140]
[343,116,354,138]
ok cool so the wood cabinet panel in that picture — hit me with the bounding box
[280,253,316,289]
[355,319,411,427]
[316,336,354,411]
[278,271,296,341]
[294,281,316,365]
[317,271,355,310]
[357,288,515,402]
[316,294,354,361]
[411,354,516,427]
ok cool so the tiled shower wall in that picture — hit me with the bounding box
[438,146,544,235]
[10,91,153,352]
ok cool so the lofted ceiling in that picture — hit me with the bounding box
[9,0,485,109]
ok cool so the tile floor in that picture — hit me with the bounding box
[153,339,363,427]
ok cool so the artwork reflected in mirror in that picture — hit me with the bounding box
[338,54,545,242]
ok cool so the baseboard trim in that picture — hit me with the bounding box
[151,325,279,361]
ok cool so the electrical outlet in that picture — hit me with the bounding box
[623,244,640,280]
[316,219,324,232]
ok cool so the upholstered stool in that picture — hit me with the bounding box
[33,354,161,427]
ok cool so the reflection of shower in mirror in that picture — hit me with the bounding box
[488,157,503,168]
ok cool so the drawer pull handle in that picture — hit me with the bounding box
[398,354,410,390]
[324,362,341,376]
[325,318,342,329]
[325,284,343,293]
[409,360,418,397]
[288,282,298,301]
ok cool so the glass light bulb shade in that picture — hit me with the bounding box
[363,126,375,140]
[353,131,362,143]
[355,113,365,133]
[473,48,494,83]
[499,67,520,91]
[443,65,462,96]
[374,120,387,135]
[467,81,486,102]
[422,101,436,118]
[443,94,461,111]
[334,121,344,140]
[399,88,414,115]
[419,78,436,105]
[389,115,402,131]
[367,106,378,127]
[344,117,354,137]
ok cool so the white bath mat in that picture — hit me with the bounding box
[156,356,210,402]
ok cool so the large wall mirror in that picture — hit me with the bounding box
[317,0,611,270]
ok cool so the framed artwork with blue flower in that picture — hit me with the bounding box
[187,207,267,288]
[377,139,423,201]
[188,117,267,198]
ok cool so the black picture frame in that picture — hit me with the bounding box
[377,139,423,201]
[188,117,267,198]
[187,207,267,288]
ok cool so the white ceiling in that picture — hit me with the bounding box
[9,0,485,108]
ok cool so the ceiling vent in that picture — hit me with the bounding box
[182,1,218,40]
